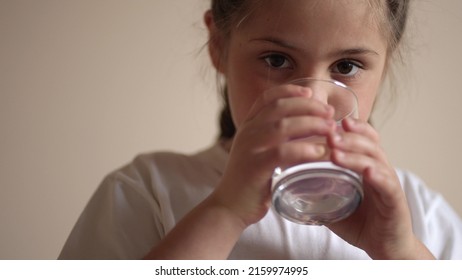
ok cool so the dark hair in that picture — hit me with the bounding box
[211,0,411,139]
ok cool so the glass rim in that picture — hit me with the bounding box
[285,77,359,121]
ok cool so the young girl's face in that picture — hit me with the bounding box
[211,0,389,128]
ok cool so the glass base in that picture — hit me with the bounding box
[272,162,363,225]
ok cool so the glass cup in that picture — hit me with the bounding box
[271,78,363,225]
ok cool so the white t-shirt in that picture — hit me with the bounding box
[59,143,462,259]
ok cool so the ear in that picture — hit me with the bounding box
[204,10,226,73]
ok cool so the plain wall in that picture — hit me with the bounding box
[1,0,461,259]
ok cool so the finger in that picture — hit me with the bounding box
[341,118,380,143]
[363,166,405,210]
[245,84,310,120]
[328,130,388,163]
[253,97,335,125]
[330,148,377,175]
[330,150,404,210]
[240,116,335,153]
[246,84,334,121]
[256,141,330,171]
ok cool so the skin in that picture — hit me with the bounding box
[144,0,435,260]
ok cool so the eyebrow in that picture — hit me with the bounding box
[336,48,379,57]
[250,37,380,57]
[250,37,299,50]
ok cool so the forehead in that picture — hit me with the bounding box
[236,0,387,52]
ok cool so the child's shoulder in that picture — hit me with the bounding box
[395,168,460,225]
[395,168,462,259]
[395,168,441,207]
[102,143,227,189]
[132,142,227,173]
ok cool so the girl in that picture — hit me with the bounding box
[59,0,462,259]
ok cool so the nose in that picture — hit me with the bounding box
[309,82,330,105]
[290,78,357,122]
[290,67,331,104]
[290,78,330,104]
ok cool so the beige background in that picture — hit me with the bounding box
[1,0,461,259]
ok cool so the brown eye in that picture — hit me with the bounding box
[264,54,291,69]
[333,60,361,76]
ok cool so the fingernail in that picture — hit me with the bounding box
[325,105,335,116]
[299,87,313,97]
[326,119,336,129]
[332,133,342,144]
[314,144,326,157]
[345,117,357,127]
[334,150,345,160]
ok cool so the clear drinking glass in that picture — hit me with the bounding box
[271,78,363,225]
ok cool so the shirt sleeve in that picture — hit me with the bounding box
[58,161,165,260]
[400,171,462,260]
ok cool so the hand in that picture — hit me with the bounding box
[209,84,336,227]
[326,118,435,259]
